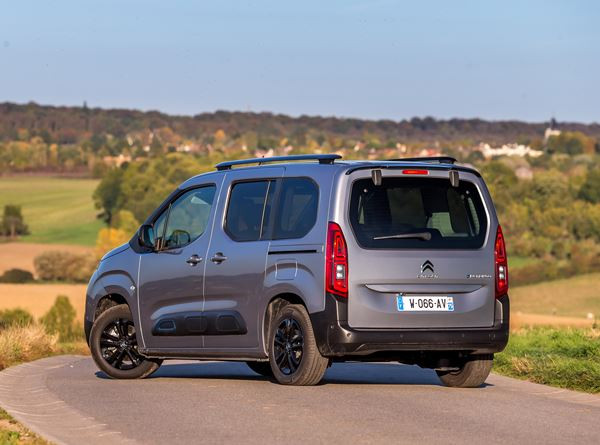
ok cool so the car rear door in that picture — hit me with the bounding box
[341,168,497,329]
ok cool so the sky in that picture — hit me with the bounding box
[1,0,599,123]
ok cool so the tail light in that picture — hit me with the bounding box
[494,225,508,297]
[326,222,348,298]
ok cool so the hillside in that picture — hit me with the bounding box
[2,102,600,146]
[0,177,101,245]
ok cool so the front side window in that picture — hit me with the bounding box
[349,177,487,249]
[225,181,273,242]
[160,185,216,249]
[273,178,318,240]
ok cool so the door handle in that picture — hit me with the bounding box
[186,254,203,266]
[210,252,228,264]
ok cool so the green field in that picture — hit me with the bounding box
[508,256,540,270]
[511,273,600,319]
[495,327,600,393]
[0,176,102,246]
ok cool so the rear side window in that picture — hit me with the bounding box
[349,177,487,249]
[273,178,318,240]
[225,181,274,242]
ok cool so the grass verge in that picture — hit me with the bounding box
[0,324,88,444]
[0,408,50,445]
[494,327,600,394]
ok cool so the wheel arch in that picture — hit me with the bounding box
[85,292,133,345]
[260,292,308,356]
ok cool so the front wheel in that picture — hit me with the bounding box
[436,354,493,388]
[90,304,162,379]
[268,303,328,386]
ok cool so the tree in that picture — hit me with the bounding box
[1,205,29,238]
[113,210,139,235]
[40,295,77,341]
[95,227,130,260]
[579,169,600,203]
[546,131,595,155]
[93,167,124,224]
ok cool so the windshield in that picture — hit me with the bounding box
[349,176,488,249]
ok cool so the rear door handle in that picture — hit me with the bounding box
[186,254,203,266]
[210,252,228,264]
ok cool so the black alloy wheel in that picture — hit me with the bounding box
[273,318,304,375]
[100,318,143,371]
[90,304,162,379]
[267,303,328,385]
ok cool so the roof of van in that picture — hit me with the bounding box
[212,155,481,177]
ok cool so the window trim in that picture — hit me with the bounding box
[152,183,217,252]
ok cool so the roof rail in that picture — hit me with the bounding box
[388,156,457,165]
[215,154,342,171]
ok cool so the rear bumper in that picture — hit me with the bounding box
[310,294,509,358]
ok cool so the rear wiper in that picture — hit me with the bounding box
[373,232,432,241]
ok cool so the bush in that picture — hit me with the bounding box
[40,295,79,342]
[0,309,34,330]
[0,204,29,238]
[0,324,57,370]
[33,251,95,283]
[0,268,34,283]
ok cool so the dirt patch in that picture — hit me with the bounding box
[511,312,595,330]
[0,243,93,277]
[0,284,86,321]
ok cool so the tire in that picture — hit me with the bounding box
[436,354,493,388]
[268,303,328,386]
[245,361,273,377]
[90,304,162,379]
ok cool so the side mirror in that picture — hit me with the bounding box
[138,224,156,250]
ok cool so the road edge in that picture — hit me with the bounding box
[0,355,139,445]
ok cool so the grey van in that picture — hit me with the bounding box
[85,155,509,386]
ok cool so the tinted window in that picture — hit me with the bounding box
[273,178,318,240]
[226,181,272,242]
[349,177,487,249]
[161,186,216,249]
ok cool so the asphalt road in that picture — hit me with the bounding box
[0,356,599,445]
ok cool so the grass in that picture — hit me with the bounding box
[0,324,86,445]
[508,255,540,270]
[495,327,600,393]
[0,176,102,246]
[0,408,50,445]
[511,273,600,319]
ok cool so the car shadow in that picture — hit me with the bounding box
[96,361,493,387]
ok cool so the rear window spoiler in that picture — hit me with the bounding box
[345,163,481,178]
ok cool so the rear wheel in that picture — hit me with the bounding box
[268,303,328,386]
[90,304,162,379]
[436,354,493,388]
[245,361,273,377]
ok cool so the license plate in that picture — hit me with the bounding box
[396,295,454,312]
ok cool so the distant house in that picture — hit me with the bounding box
[544,118,561,142]
[477,143,542,159]
[102,154,132,167]
[515,166,534,180]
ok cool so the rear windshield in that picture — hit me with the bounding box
[349,177,487,249]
